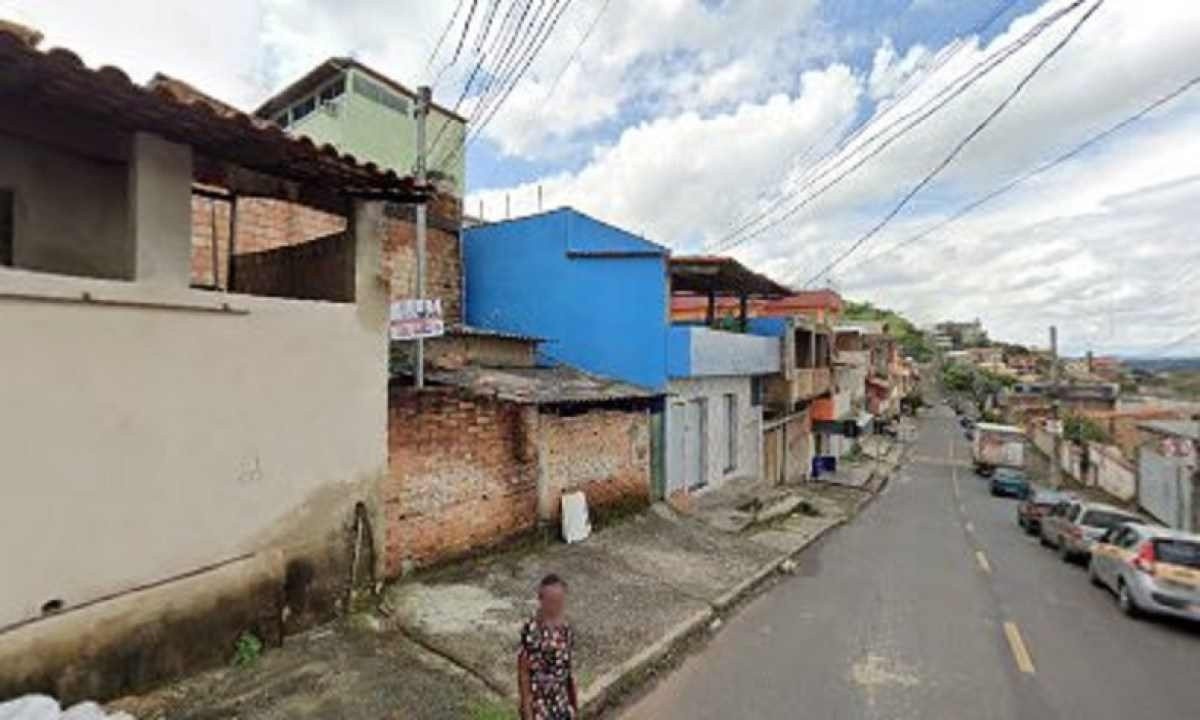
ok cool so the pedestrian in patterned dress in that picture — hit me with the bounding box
[517,574,578,720]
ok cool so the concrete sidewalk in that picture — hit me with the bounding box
[383,480,880,716]
[109,481,884,720]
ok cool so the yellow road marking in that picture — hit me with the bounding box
[1003,622,1036,674]
[975,550,990,574]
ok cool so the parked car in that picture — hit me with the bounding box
[1017,489,1071,534]
[989,468,1030,499]
[1089,523,1200,621]
[1040,500,1142,563]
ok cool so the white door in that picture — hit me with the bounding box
[667,401,687,495]
[685,398,708,490]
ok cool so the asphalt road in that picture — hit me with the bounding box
[618,404,1200,720]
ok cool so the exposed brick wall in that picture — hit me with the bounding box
[381,206,462,324]
[384,388,538,575]
[231,232,354,302]
[190,196,462,323]
[538,408,651,520]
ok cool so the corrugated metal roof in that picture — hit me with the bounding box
[669,255,793,297]
[427,364,659,405]
[1138,419,1200,440]
[0,26,425,204]
[445,324,545,343]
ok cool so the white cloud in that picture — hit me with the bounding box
[5,0,1199,354]
[473,0,1200,354]
[469,63,861,247]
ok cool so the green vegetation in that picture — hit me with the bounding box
[467,699,519,720]
[941,362,1014,415]
[843,300,933,362]
[232,631,263,667]
[1063,413,1110,444]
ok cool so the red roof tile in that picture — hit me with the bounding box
[0,26,426,204]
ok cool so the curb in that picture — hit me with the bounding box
[583,476,892,716]
[579,606,714,714]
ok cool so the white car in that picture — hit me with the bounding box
[1089,523,1200,621]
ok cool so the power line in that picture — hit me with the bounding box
[429,0,546,162]
[427,0,529,158]
[464,0,573,145]
[439,0,578,168]
[428,0,468,76]
[454,0,545,138]
[710,0,1082,254]
[802,0,1107,287]
[709,0,1026,251]
[450,0,483,69]
[847,74,1200,275]
[540,0,613,102]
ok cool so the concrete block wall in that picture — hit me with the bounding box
[384,387,538,575]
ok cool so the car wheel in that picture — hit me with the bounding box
[1117,581,1141,618]
[1039,534,1050,547]
[1088,560,1103,587]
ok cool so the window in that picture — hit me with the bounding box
[352,74,410,114]
[1080,510,1139,530]
[0,189,12,266]
[291,96,317,123]
[750,377,764,407]
[274,111,290,128]
[724,393,738,473]
[1155,540,1200,569]
[319,77,346,104]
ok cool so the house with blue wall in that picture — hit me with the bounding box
[463,208,669,391]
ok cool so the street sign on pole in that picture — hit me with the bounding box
[390,299,444,341]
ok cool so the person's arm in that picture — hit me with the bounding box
[518,651,533,720]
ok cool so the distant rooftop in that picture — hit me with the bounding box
[1138,419,1200,440]
[670,255,792,298]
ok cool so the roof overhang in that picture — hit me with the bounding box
[670,255,793,297]
[0,30,428,213]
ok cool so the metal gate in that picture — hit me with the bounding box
[667,399,708,493]
[1138,449,1192,530]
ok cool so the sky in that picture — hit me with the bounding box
[5,0,1199,357]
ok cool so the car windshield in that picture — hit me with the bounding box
[1079,510,1138,529]
[995,470,1025,481]
[1155,540,1200,569]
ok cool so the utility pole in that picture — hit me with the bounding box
[1049,325,1061,488]
[414,85,431,389]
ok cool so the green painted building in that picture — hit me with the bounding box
[256,59,467,196]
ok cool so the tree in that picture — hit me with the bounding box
[1063,414,1110,444]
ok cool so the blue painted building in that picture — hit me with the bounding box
[463,209,670,391]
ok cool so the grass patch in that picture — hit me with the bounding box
[467,699,518,720]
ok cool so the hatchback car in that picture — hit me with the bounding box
[1089,523,1200,622]
[989,468,1030,499]
[1017,489,1070,534]
[1040,500,1141,562]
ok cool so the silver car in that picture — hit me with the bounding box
[1040,500,1141,563]
[1089,523,1200,621]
